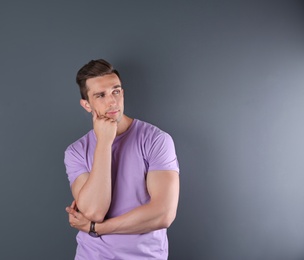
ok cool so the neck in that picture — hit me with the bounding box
[116,115,133,136]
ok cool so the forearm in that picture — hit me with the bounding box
[93,170,179,235]
[95,201,176,235]
[76,141,112,221]
[67,171,179,235]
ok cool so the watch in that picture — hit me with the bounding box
[88,221,100,237]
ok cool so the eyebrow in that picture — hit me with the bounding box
[92,85,122,97]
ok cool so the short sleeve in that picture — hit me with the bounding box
[146,132,179,173]
[64,144,89,186]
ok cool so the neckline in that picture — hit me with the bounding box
[92,119,137,142]
[114,118,136,142]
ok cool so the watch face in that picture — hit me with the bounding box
[89,231,100,238]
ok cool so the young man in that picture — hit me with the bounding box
[64,59,179,259]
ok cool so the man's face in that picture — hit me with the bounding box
[80,73,124,123]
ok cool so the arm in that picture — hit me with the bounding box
[67,170,179,234]
[71,113,117,222]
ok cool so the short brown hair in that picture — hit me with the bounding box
[76,59,121,100]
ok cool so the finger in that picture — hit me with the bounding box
[97,111,106,119]
[69,217,76,227]
[72,201,79,211]
[66,206,73,213]
[69,214,75,222]
[99,114,107,120]
[66,207,76,215]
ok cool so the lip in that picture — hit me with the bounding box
[106,110,119,116]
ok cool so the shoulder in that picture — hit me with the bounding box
[134,119,168,138]
[65,130,95,155]
[134,120,179,172]
[133,119,175,149]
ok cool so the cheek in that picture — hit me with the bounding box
[119,96,124,105]
[92,100,103,108]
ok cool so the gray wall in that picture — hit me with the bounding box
[1,1,304,259]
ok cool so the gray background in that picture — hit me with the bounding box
[1,1,304,259]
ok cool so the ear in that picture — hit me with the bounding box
[80,99,92,113]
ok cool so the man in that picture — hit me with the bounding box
[64,59,179,259]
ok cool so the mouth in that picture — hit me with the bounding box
[106,110,119,116]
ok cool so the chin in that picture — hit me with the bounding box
[116,115,123,123]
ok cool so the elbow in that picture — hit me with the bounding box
[83,210,106,223]
[76,198,110,222]
[77,203,106,222]
[159,210,177,229]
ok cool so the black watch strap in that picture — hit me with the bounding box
[89,221,100,237]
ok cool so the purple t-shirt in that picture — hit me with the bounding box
[64,119,179,259]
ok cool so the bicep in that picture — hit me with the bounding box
[71,172,89,200]
[146,170,179,210]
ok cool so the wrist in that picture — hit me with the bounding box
[86,222,91,233]
[96,138,114,148]
[88,221,100,237]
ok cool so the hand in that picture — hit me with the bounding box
[92,110,117,143]
[66,200,90,233]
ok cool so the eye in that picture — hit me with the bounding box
[96,93,105,98]
[113,89,121,95]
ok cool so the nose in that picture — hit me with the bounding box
[106,94,117,106]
